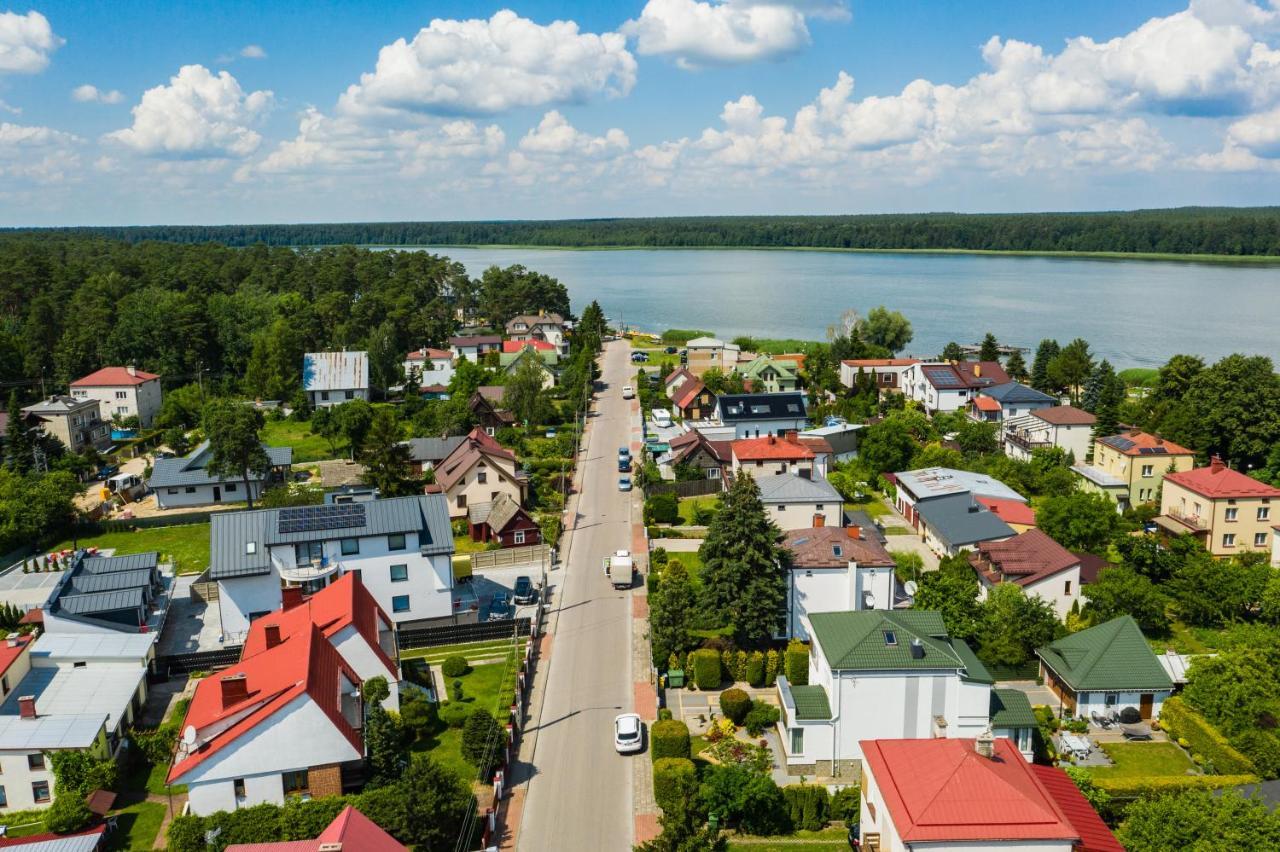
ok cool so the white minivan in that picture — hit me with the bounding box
[651,408,673,428]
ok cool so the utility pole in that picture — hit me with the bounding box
[197,361,205,404]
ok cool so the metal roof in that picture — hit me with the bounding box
[32,633,156,662]
[1036,616,1173,693]
[915,493,1016,549]
[0,827,108,852]
[55,588,146,615]
[753,473,842,504]
[808,610,989,680]
[68,568,154,595]
[1071,464,1127,488]
[303,350,369,391]
[717,391,808,422]
[990,688,1038,729]
[1,660,147,732]
[0,713,107,750]
[404,435,466,464]
[80,552,158,574]
[148,440,292,489]
[790,685,832,720]
[894,467,1027,503]
[981,382,1057,405]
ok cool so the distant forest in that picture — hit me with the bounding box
[9,207,1280,256]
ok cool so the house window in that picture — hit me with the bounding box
[0,785,6,807]
[225,482,237,492]
[283,770,309,796]
[756,460,763,468]
[389,564,409,583]
[1256,533,1269,548]
[345,391,354,400]
[31,781,49,803]
[167,488,178,495]
[245,541,256,555]
[392,595,410,613]
[185,486,196,493]
[1223,533,1236,548]
[457,494,467,508]
[777,505,786,512]
[477,470,488,484]
[296,541,322,563]
[115,391,127,399]
[1259,507,1271,521]
[1,674,8,696]
[234,778,246,801]
[883,630,897,646]
[708,468,721,479]
[1017,728,1032,753]
[485,427,495,436]
[1141,464,1154,478]
[815,504,824,511]
[27,754,44,770]
[388,533,406,551]
[340,538,360,556]
[1225,507,1238,522]
[1064,580,1072,595]
[320,391,329,401]
[789,728,804,753]
[514,530,526,545]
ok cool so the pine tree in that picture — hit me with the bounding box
[697,473,787,645]
[1030,339,1060,393]
[1086,359,1126,442]
[650,561,698,667]
[5,391,32,473]
[978,333,1000,363]
[359,407,415,496]
[1005,350,1028,382]
[364,701,407,789]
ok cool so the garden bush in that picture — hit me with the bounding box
[644,493,679,525]
[733,650,749,682]
[652,719,692,761]
[651,547,668,568]
[461,709,506,774]
[657,707,673,721]
[653,758,698,815]
[785,640,809,686]
[1160,697,1255,775]
[765,649,780,685]
[1090,773,1258,799]
[441,655,470,678]
[830,785,861,822]
[438,701,472,728]
[782,784,830,831]
[744,701,781,737]
[746,651,765,687]
[42,795,91,834]
[721,650,735,682]
[719,688,751,725]
[1232,731,1280,779]
[691,648,722,689]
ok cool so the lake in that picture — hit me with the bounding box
[430,247,1280,368]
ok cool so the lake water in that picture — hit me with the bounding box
[431,246,1280,368]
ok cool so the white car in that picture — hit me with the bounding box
[622,385,635,399]
[614,713,643,754]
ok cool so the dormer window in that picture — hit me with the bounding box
[883,630,897,646]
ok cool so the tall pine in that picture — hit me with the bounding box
[1085,359,1126,442]
[697,473,786,645]
[1005,349,1028,382]
[650,561,698,667]
[1030,339,1060,393]
[978,333,1001,363]
[5,391,32,473]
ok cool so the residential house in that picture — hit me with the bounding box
[968,382,1057,423]
[208,494,456,637]
[671,378,715,421]
[796,433,834,478]
[968,529,1083,618]
[715,391,808,439]
[0,827,109,850]
[684,336,733,376]
[858,736,1122,852]
[838,358,918,393]
[70,366,163,428]
[303,351,369,408]
[663,366,698,399]
[402,348,454,392]
[467,493,543,548]
[20,395,110,454]
[739,355,799,393]
[731,433,815,477]
[449,334,502,363]
[1036,616,1173,720]
[782,525,896,640]
[1072,431,1195,509]
[498,346,558,389]
[902,361,1009,414]
[755,473,843,532]
[801,422,861,463]
[975,496,1036,532]
[148,440,293,509]
[168,624,365,816]
[1003,406,1096,462]
[403,435,466,475]
[225,805,406,851]
[990,688,1040,761]
[662,430,731,482]
[916,493,1016,556]
[241,572,400,709]
[435,427,527,520]
[469,387,515,435]
[892,467,1026,530]
[775,610,994,777]
[1156,456,1280,557]
[39,551,168,635]
[505,312,566,352]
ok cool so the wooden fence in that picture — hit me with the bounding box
[469,544,551,572]
[399,617,533,651]
[156,645,244,677]
[645,478,723,498]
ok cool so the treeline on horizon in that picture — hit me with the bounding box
[8,206,1280,256]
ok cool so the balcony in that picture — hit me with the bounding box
[1164,508,1210,531]
[274,555,341,584]
[1004,431,1050,453]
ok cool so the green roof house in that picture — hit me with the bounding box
[740,355,800,393]
[497,347,558,389]
[776,610,1007,778]
[1036,615,1173,721]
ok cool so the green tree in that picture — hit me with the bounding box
[860,306,913,354]
[1004,349,1028,382]
[1183,646,1280,734]
[334,399,374,459]
[42,793,92,834]
[461,708,507,774]
[1047,338,1093,404]
[955,419,998,456]
[504,355,548,426]
[860,410,928,474]
[1082,567,1169,634]
[360,408,415,496]
[1035,490,1118,552]
[697,473,787,645]
[651,561,698,667]
[399,755,478,851]
[912,555,982,642]
[202,398,271,510]
[1030,339,1060,392]
[364,698,407,789]
[477,264,570,327]
[1163,354,1280,469]
[5,391,32,473]
[976,583,1060,667]
[1170,550,1270,628]
[978,333,1000,362]
[701,368,745,395]
[940,341,964,362]
[1082,359,1126,441]
[1118,790,1280,852]
[1113,533,1200,583]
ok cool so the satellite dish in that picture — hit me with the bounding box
[182,725,197,746]
[904,580,918,597]
[862,592,876,609]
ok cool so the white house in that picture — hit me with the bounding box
[70,366,163,428]
[715,392,808,439]
[730,434,815,478]
[892,467,1026,530]
[148,440,293,509]
[968,381,1057,423]
[901,361,1010,415]
[782,526,896,640]
[1037,616,1173,722]
[402,347,454,391]
[755,473,843,532]
[168,623,364,815]
[303,351,370,407]
[1003,406,1096,462]
[838,358,918,393]
[505,313,567,352]
[968,529,1084,619]
[449,335,502,363]
[775,610,994,778]
[209,494,457,641]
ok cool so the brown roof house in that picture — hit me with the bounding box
[781,524,896,639]
[663,430,731,483]
[469,386,516,435]
[968,529,1084,619]
[467,493,543,548]
[435,427,527,520]
[671,378,716,421]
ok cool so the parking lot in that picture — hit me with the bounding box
[458,559,553,622]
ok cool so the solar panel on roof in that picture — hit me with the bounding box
[277,503,367,535]
[1138,446,1168,455]
[1107,437,1135,451]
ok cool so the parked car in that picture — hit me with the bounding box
[664,346,678,354]
[513,576,537,604]
[487,592,512,621]
[630,351,649,363]
[94,464,119,480]
[614,713,643,754]
[618,476,633,491]
[622,385,635,399]
[617,456,631,473]
[618,446,631,459]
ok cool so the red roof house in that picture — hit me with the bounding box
[501,338,555,353]
[1164,456,1280,500]
[671,378,715,420]
[70,366,160,387]
[976,496,1037,528]
[968,529,1083,618]
[1029,765,1125,852]
[225,805,407,851]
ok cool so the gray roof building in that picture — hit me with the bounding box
[405,436,467,467]
[915,493,1016,550]
[43,550,163,633]
[981,382,1058,405]
[148,440,292,490]
[754,473,842,504]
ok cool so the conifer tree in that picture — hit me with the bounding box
[5,391,32,473]
[1005,349,1028,382]
[978,333,1000,363]
[1030,339,1060,393]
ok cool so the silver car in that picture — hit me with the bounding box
[614,713,643,754]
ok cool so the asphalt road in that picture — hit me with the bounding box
[517,340,637,851]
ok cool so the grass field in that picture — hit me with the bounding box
[401,638,528,664]
[106,800,168,851]
[1090,742,1195,779]
[678,495,721,525]
[727,827,851,851]
[664,551,704,586]
[260,418,341,463]
[413,654,520,780]
[844,500,889,519]
[48,523,211,575]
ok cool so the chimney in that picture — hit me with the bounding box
[973,363,981,378]
[909,638,925,659]
[813,513,826,528]
[975,728,996,759]
[847,525,862,541]
[785,430,798,444]
[281,586,304,611]
[1210,455,1226,472]
[1129,428,1140,437]
[1155,437,1164,445]
[220,674,249,709]
[5,632,19,648]
[767,435,776,445]
[264,624,282,649]
[18,695,36,719]
[126,365,137,377]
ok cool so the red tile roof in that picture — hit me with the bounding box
[404,348,452,361]
[1029,765,1124,852]
[954,360,1011,387]
[672,379,709,411]
[1165,457,1280,499]
[783,526,894,568]
[168,623,363,783]
[732,434,815,461]
[501,339,555,353]
[1098,430,1193,457]
[861,738,1078,844]
[0,634,31,680]
[969,529,1079,588]
[664,366,696,386]
[973,395,1001,412]
[797,435,834,455]
[976,497,1037,527]
[436,427,519,490]
[225,806,407,851]
[71,366,159,386]
[841,359,919,367]
[242,573,397,677]
[1032,405,1095,426]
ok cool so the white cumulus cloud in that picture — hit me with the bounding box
[72,84,124,104]
[106,65,273,158]
[519,111,628,157]
[240,44,267,59]
[0,10,63,73]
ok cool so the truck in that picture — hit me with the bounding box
[605,549,634,590]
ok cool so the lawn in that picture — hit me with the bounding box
[677,495,721,525]
[105,800,168,851]
[880,526,912,536]
[664,551,703,587]
[48,523,211,575]
[401,638,528,664]
[1150,621,1229,654]
[260,418,341,463]
[1090,742,1196,780]
[728,827,850,851]
[843,500,889,519]
[453,534,496,554]
[412,655,520,781]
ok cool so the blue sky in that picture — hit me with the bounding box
[2,0,1279,224]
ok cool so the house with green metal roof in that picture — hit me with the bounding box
[739,355,799,393]
[775,610,1003,778]
[990,688,1038,761]
[1036,615,1173,721]
[497,347,558,389]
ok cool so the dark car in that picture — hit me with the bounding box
[664,346,678,354]
[487,592,512,621]
[630,351,649,363]
[617,456,631,473]
[513,576,537,604]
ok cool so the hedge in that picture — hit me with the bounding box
[782,784,830,832]
[653,758,698,815]
[1159,697,1255,775]
[644,493,679,525]
[785,640,809,686]
[830,786,861,822]
[441,656,469,678]
[1231,730,1280,779]
[719,688,751,725]
[746,651,765,687]
[1091,773,1259,798]
[651,719,692,761]
[691,649,722,689]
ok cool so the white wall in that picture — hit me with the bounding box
[155,479,262,510]
[789,564,893,639]
[406,357,455,389]
[218,573,283,639]
[73,379,164,427]
[310,388,370,408]
[1073,690,1171,720]
[766,501,837,532]
[331,625,398,709]
[0,750,55,811]
[727,418,810,439]
[445,458,523,520]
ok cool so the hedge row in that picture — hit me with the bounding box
[653,758,698,815]
[1159,697,1255,775]
[785,641,809,686]
[692,649,721,689]
[652,719,692,761]
[1091,773,1259,798]
[781,785,829,831]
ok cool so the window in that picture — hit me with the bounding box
[1225,507,1238,522]
[1256,533,1269,548]
[392,595,410,613]
[167,488,178,495]
[340,538,360,556]
[457,494,467,508]
[31,781,49,803]
[815,504,824,511]
[389,564,409,583]
[514,530,526,545]
[345,390,354,400]
[756,460,763,468]
[832,545,843,558]
[283,770,309,796]
[388,533,406,551]
[1,674,8,696]
[1105,693,1118,707]
[1064,580,1072,595]
[477,469,488,484]
[789,728,804,753]
[883,630,897,646]
[185,486,196,493]
[1223,533,1236,548]
[1259,507,1271,521]
[234,778,246,801]
[27,754,44,770]
[115,390,127,399]
[1141,464,1154,478]
[777,505,786,512]
[73,661,87,668]
[225,482,237,492]
[296,541,322,563]
[779,463,788,474]
[320,391,329,401]
[485,427,495,436]
[0,785,6,807]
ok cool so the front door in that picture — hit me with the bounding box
[212,486,222,502]
[1139,693,1154,720]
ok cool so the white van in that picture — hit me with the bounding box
[651,408,673,428]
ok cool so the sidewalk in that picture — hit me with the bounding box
[630,394,661,845]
